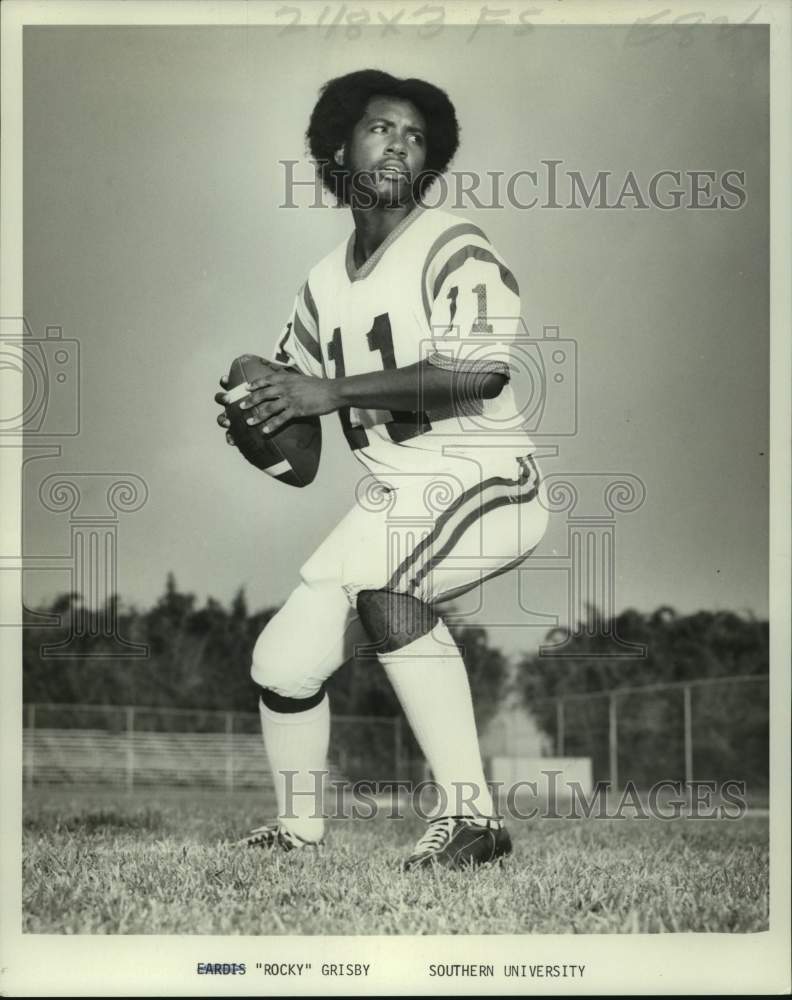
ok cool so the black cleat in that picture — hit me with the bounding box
[236,823,323,851]
[400,815,512,871]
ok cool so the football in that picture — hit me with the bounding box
[224,354,321,487]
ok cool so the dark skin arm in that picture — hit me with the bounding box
[215,361,506,438]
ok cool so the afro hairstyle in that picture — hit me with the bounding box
[306,69,459,204]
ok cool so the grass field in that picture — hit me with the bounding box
[23,787,769,935]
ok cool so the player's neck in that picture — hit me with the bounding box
[350,202,418,268]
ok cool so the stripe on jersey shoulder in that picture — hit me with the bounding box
[421,223,488,322]
[293,286,323,366]
[302,281,319,327]
[432,245,519,301]
[292,313,322,365]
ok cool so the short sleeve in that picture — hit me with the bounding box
[424,231,520,379]
[269,281,325,378]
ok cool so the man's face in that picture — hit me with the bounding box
[342,96,428,207]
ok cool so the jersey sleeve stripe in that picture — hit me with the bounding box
[420,222,489,323]
[302,281,319,327]
[432,246,520,301]
[292,312,323,365]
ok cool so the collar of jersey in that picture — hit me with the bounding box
[345,205,425,282]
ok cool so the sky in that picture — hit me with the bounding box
[19,24,769,659]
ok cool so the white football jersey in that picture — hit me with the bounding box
[270,206,535,481]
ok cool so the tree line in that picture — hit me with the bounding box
[22,573,508,731]
[515,605,768,788]
[22,579,768,786]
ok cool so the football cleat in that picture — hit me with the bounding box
[236,823,323,851]
[400,815,512,871]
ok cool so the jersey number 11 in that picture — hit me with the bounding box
[327,314,432,451]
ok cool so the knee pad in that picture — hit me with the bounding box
[356,588,439,653]
[251,581,361,698]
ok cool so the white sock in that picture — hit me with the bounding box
[377,620,496,820]
[258,694,329,843]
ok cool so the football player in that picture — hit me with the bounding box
[215,70,549,869]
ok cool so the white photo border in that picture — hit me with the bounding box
[1,1,789,995]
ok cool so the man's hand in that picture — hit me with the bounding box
[242,368,341,434]
[214,357,505,442]
[216,367,341,438]
[214,375,235,445]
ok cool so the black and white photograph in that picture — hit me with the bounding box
[1,0,790,995]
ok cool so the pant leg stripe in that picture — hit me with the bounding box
[407,483,540,594]
[387,458,538,595]
[384,466,530,592]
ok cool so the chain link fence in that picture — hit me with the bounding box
[23,674,768,793]
[528,674,769,792]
